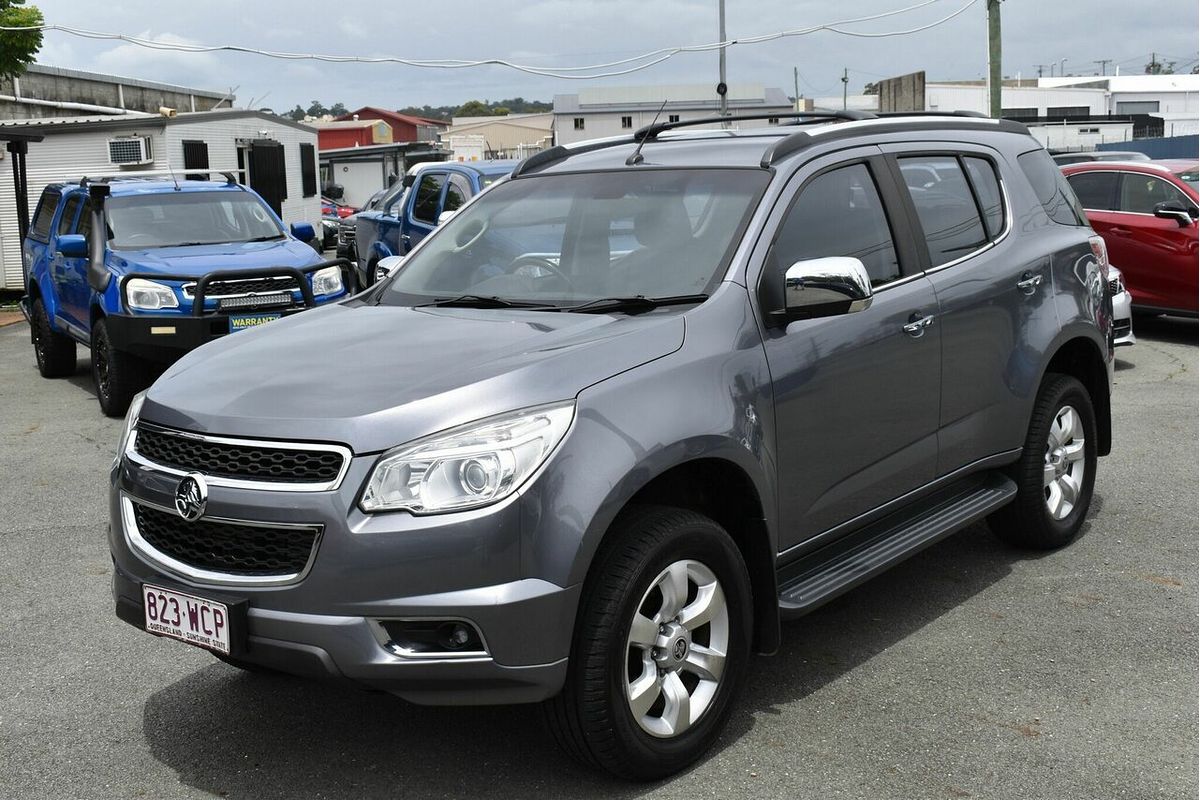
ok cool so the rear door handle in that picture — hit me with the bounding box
[1109,227,1132,236]
[1017,272,1043,295]
[902,314,935,338]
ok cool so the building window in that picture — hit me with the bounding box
[1079,127,1101,134]
[668,114,680,123]
[1047,106,1090,118]
[181,139,210,181]
[621,116,632,129]
[299,142,318,198]
[573,117,585,130]
[768,117,780,125]
[1116,100,1160,115]
[1001,107,1039,120]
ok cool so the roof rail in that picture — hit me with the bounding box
[873,110,990,119]
[511,136,637,178]
[634,110,875,141]
[78,169,241,187]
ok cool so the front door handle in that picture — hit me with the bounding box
[1017,272,1044,295]
[1109,227,1132,236]
[902,314,935,338]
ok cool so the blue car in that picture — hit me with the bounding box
[21,176,351,416]
[354,161,516,288]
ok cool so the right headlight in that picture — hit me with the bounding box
[360,401,575,515]
[125,278,178,310]
[311,265,344,295]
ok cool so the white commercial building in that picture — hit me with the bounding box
[553,84,793,145]
[1038,74,1200,137]
[0,109,322,291]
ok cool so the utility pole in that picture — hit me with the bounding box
[718,0,728,117]
[1034,64,1046,79]
[841,67,848,110]
[986,0,1002,118]
[794,66,800,112]
[1094,59,1111,76]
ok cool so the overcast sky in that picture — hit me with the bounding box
[29,0,1200,111]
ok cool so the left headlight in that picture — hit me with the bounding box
[125,278,178,310]
[311,265,343,296]
[360,401,576,515]
[114,390,146,466]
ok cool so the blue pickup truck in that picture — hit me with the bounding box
[353,160,516,288]
[22,176,351,416]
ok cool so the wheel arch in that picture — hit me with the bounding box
[1040,334,1111,456]
[595,457,780,655]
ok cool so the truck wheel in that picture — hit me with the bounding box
[989,373,1097,550]
[31,297,77,378]
[91,318,149,417]
[543,505,752,780]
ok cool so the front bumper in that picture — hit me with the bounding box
[104,307,316,362]
[1112,288,1135,347]
[108,452,579,705]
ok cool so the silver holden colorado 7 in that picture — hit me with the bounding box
[109,110,1114,780]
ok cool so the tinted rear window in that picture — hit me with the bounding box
[1066,172,1119,211]
[28,189,60,243]
[1018,149,1087,226]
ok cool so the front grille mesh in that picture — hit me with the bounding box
[1107,279,1121,296]
[133,502,318,576]
[185,276,301,298]
[134,426,345,484]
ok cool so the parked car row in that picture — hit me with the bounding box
[22,175,351,416]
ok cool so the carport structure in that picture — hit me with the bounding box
[2,128,45,241]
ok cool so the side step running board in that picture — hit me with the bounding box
[777,472,1017,618]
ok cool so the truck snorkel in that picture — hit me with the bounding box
[86,183,112,293]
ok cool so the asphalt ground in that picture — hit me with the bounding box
[1,316,1196,800]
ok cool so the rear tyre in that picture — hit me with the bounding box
[91,317,149,417]
[30,297,77,378]
[989,373,1097,550]
[543,505,752,780]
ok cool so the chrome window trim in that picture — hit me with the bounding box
[127,423,353,492]
[120,493,323,587]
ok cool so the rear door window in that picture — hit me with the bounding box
[898,156,989,268]
[1065,172,1119,211]
[962,157,1006,239]
[442,174,472,214]
[772,162,901,287]
[28,189,60,243]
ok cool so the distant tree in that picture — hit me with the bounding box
[492,106,511,116]
[1145,57,1176,75]
[456,100,493,117]
[0,0,43,80]
[286,104,306,121]
[306,100,327,117]
[329,102,348,116]
[863,82,879,95]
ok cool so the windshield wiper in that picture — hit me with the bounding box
[244,234,285,242]
[413,294,554,310]
[563,294,709,314]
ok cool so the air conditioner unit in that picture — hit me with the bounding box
[108,136,153,166]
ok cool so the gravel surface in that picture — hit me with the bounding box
[1,316,1195,800]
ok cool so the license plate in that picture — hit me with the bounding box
[142,584,230,654]
[229,313,282,332]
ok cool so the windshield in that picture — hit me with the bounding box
[106,191,283,249]
[1175,169,1199,191]
[376,169,768,307]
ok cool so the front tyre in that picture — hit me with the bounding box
[544,506,752,780]
[91,318,149,417]
[989,373,1098,550]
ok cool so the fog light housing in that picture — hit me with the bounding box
[377,619,487,658]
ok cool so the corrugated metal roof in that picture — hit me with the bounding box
[0,109,317,135]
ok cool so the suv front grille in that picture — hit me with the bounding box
[134,426,346,485]
[132,502,319,577]
[183,276,301,298]
[1107,278,1121,296]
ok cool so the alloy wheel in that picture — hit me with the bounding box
[1043,404,1086,520]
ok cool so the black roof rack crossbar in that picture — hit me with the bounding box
[634,110,876,142]
[873,110,990,119]
[511,136,638,178]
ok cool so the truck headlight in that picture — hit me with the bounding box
[114,390,146,467]
[360,401,575,514]
[126,278,178,310]
[311,266,343,296]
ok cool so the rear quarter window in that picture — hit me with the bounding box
[28,189,61,243]
[1017,149,1087,226]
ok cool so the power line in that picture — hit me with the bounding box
[0,0,980,81]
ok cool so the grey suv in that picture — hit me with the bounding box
[108,111,1114,780]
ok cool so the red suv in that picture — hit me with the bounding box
[1062,160,1198,315]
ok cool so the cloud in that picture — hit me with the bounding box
[93,31,225,90]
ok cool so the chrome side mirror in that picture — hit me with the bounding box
[376,255,405,283]
[783,257,873,320]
